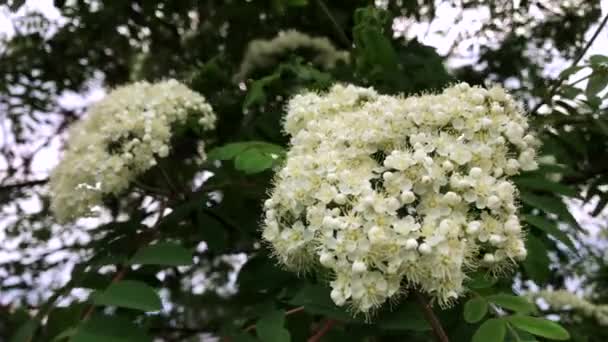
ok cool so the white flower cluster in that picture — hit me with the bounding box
[262,83,539,312]
[235,30,349,81]
[529,290,608,326]
[50,80,216,223]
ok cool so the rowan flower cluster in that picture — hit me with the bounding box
[529,290,608,326]
[50,80,216,223]
[262,83,538,312]
[235,29,349,80]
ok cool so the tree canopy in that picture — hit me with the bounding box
[1,1,608,341]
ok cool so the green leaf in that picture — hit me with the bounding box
[242,72,281,108]
[235,149,275,174]
[486,294,535,314]
[472,319,506,342]
[92,280,162,312]
[514,177,578,198]
[586,72,608,98]
[378,300,430,331]
[519,193,579,228]
[46,304,86,340]
[70,315,152,342]
[129,242,193,266]
[507,315,570,340]
[589,55,608,67]
[524,215,575,251]
[52,327,76,341]
[284,0,308,6]
[208,141,285,174]
[289,284,354,321]
[10,320,37,342]
[465,272,498,289]
[464,297,488,323]
[256,310,291,342]
[558,65,584,80]
[522,235,551,284]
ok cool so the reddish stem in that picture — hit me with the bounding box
[307,319,337,342]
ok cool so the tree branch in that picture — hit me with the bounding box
[530,13,608,115]
[0,179,48,192]
[314,0,351,48]
[415,292,449,342]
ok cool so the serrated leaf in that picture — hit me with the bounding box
[92,280,162,312]
[507,315,570,340]
[464,297,488,323]
[472,319,506,342]
[129,242,193,266]
[70,315,152,342]
[486,294,535,314]
[524,215,575,251]
[256,310,291,342]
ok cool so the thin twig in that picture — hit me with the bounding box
[414,292,449,342]
[530,13,608,115]
[307,319,337,342]
[314,0,351,47]
[243,306,305,332]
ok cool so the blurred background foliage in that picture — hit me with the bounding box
[1,0,608,341]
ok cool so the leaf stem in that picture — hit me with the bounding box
[307,319,337,342]
[414,291,450,342]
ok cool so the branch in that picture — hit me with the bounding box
[530,13,608,115]
[0,179,48,191]
[243,306,305,332]
[307,319,337,342]
[414,292,449,342]
[314,0,351,48]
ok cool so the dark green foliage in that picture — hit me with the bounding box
[1,1,608,341]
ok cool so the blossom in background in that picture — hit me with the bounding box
[49,79,216,223]
[529,290,608,326]
[234,29,349,81]
[263,83,539,313]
